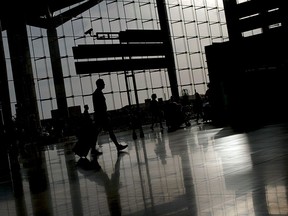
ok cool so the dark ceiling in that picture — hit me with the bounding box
[1,0,85,18]
[0,0,86,28]
[0,0,101,30]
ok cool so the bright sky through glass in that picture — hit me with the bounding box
[3,0,228,119]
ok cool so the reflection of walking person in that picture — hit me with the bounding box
[77,153,128,215]
[150,93,164,130]
[96,153,127,216]
[91,79,128,156]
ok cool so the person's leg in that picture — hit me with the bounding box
[103,118,128,151]
[108,129,119,146]
[150,114,156,130]
[90,126,103,155]
[196,112,199,124]
[159,113,164,129]
[107,128,128,151]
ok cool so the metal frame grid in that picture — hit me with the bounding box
[3,0,228,119]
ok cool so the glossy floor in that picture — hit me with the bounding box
[1,121,288,216]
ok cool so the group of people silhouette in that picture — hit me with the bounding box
[73,78,212,170]
[149,87,213,131]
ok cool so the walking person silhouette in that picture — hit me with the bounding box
[149,93,164,130]
[91,78,128,156]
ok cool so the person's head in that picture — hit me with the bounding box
[96,78,105,89]
[84,104,89,110]
[195,92,201,99]
[151,93,157,100]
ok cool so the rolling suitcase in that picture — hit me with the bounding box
[72,121,96,157]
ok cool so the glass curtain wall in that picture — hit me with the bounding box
[2,0,228,120]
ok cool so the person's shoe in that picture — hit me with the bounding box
[117,144,128,152]
[118,151,129,158]
[91,149,103,156]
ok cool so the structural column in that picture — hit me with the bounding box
[156,0,179,101]
[223,0,242,42]
[0,20,13,132]
[6,18,41,138]
[47,27,69,120]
